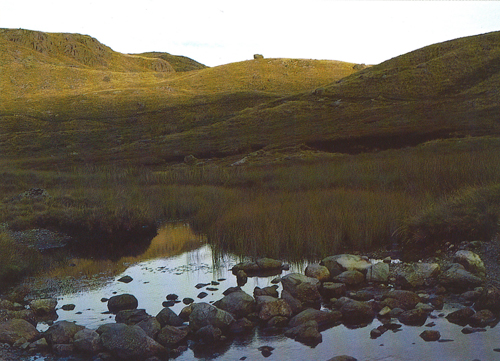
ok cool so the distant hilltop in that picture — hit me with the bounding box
[0,28,206,72]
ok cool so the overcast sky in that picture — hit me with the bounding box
[1,1,500,67]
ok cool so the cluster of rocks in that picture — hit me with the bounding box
[1,249,499,360]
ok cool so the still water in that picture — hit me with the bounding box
[36,224,500,361]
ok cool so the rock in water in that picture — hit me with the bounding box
[420,330,441,341]
[107,294,138,314]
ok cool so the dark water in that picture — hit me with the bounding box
[38,224,500,361]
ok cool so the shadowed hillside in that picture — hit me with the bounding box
[138,51,207,72]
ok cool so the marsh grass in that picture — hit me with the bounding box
[2,137,500,262]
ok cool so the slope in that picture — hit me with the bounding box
[148,31,500,158]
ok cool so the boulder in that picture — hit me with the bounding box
[117,275,133,283]
[156,307,184,327]
[326,356,358,361]
[188,303,235,331]
[115,309,150,325]
[107,294,138,314]
[321,282,346,299]
[254,286,279,298]
[194,324,222,343]
[474,286,500,312]
[73,328,102,354]
[29,298,57,316]
[454,250,486,275]
[383,290,421,310]
[439,264,483,291]
[398,308,429,326]
[320,256,344,277]
[99,323,166,359]
[213,290,255,318]
[338,298,374,324]
[469,309,495,328]
[256,296,292,321]
[366,262,389,283]
[281,273,321,307]
[281,290,303,315]
[0,309,37,326]
[256,258,283,270]
[0,319,40,344]
[229,317,255,334]
[236,270,248,287]
[44,321,85,345]
[284,320,322,345]
[325,254,372,273]
[395,263,440,288]
[420,330,440,341]
[445,307,475,326]
[156,325,189,347]
[289,308,342,329]
[136,317,161,339]
[333,270,365,286]
[305,264,331,282]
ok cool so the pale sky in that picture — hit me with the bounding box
[1,1,499,67]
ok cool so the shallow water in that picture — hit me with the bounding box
[41,224,500,361]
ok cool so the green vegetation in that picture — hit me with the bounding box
[1,28,500,285]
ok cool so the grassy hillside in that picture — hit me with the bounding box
[0,28,360,168]
[138,51,207,72]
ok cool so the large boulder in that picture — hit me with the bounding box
[454,250,486,275]
[107,294,138,314]
[305,264,331,282]
[289,308,342,329]
[29,298,57,316]
[281,290,303,315]
[281,273,321,307]
[469,309,496,328]
[366,262,389,283]
[136,317,161,339]
[256,296,292,321]
[213,290,255,318]
[188,303,235,331]
[0,309,37,326]
[0,319,40,344]
[338,298,374,324]
[439,264,483,291]
[445,307,475,326]
[194,324,223,344]
[99,323,166,360]
[44,320,85,345]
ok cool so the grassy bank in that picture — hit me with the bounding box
[2,136,500,266]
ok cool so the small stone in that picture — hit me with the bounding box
[182,298,194,305]
[195,283,210,289]
[61,304,76,311]
[117,276,133,283]
[420,330,440,341]
[198,292,208,299]
[166,294,178,301]
[461,327,487,334]
[162,301,175,307]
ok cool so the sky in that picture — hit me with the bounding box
[1,1,500,67]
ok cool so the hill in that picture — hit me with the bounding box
[146,31,500,158]
[138,51,207,72]
[0,28,360,168]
